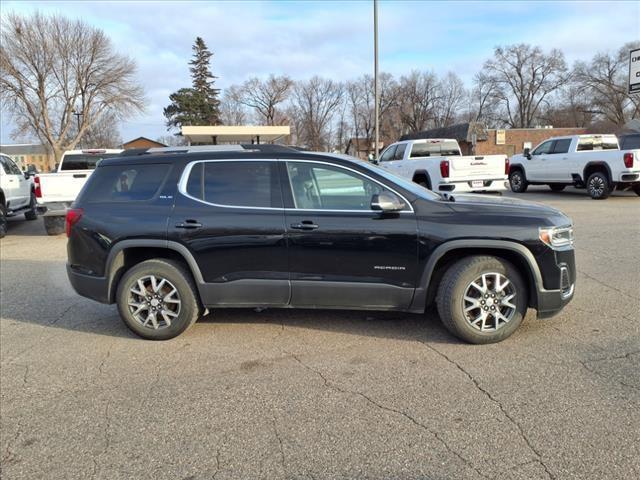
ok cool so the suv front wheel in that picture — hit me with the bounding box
[436,256,527,344]
[116,259,201,340]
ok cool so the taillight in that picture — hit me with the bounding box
[440,160,450,178]
[65,208,83,237]
[623,152,634,168]
[34,176,42,198]
[505,157,510,175]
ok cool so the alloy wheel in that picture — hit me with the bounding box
[462,272,517,332]
[127,275,181,330]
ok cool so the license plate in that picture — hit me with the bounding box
[471,180,484,188]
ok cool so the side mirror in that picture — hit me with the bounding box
[371,192,405,212]
[523,148,531,160]
[368,153,378,165]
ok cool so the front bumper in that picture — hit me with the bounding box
[535,250,576,319]
[67,264,110,304]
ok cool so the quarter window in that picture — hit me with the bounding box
[186,161,281,208]
[82,164,170,202]
[286,162,387,210]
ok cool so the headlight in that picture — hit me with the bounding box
[539,225,574,249]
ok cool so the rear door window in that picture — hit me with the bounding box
[186,161,281,208]
[61,153,121,170]
[82,164,170,202]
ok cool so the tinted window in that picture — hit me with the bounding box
[394,143,407,160]
[187,161,280,208]
[82,164,170,202]
[379,145,397,162]
[576,136,618,151]
[552,139,572,154]
[620,135,640,150]
[410,141,460,157]
[532,141,554,155]
[1,156,21,175]
[61,153,121,171]
[287,162,388,210]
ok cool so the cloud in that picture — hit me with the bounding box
[1,0,638,142]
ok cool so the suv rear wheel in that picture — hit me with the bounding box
[586,172,610,199]
[509,170,528,193]
[116,259,201,340]
[436,256,527,344]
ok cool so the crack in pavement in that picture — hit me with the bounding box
[91,400,113,480]
[422,343,556,480]
[211,438,224,480]
[286,351,490,480]
[271,417,286,476]
[579,360,639,391]
[577,269,639,301]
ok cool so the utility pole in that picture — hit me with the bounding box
[72,108,83,148]
[373,0,380,160]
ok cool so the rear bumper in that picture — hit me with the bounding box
[437,179,509,193]
[37,202,71,216]
[67,264,110,304]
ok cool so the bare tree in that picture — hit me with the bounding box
[397,71,440,134]
[290,76,343,150]
[156,135,188,147]
[219,85,250,125]
[466,72,502,126]
[434,72,467,128]
[76,112,122,148]
[0,12,145,161]
[238,75,293,125]
[481,44,569,128]
[573,41,640,127]
[538,84,593,128]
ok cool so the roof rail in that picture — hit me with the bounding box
[120,144,300,156]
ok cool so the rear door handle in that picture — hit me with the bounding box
[175,219,202,229]
[290,221,319,230]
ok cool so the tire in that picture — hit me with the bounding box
[0,204,7,239]
[116,259,201,340]
[44,215,65,235]
[24,191,37,220]
[549,184,565,192]
[436,256,528,344]
[586,172,610,200]
[509,170,528,193]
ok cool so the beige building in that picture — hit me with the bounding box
[0,144,56,172]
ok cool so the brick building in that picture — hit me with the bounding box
[401,123,588,157]
[0,144,56,172]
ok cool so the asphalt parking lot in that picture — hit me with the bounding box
[1,186,639,480]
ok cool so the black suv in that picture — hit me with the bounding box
[66,145,576,344]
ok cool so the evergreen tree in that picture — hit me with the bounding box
[164,37,221,130]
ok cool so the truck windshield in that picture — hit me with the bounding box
[60,153,121,171]
[410,141,461,157]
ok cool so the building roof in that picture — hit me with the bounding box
[0,144,51,155]
[181,125,290,144]
[122,136,167,148]
[400,122,488,143]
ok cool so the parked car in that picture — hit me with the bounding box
[66,145,576,344]
[376,139,509,194]
[35,149,123,234]
[509,134,640,199]
[0,153,37,238]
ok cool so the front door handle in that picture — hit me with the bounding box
[290,221,319,230]
[175,219,202,229]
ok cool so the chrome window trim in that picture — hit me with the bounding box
[177,158,414,213]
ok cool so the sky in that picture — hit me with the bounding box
[1,0,639,144]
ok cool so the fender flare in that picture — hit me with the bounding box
[412,169,432,188]
[583,162,613,182]
[104,239,204,302]
[410,239,544,311]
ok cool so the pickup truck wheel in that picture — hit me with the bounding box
[0,204,7,239]
[586,172,610,200]
[24,192,38,220]
[509,170,528,193]
[116,259,201,340]
[549,184,565,192]
[436,256,527,344]
[43,215,65,235]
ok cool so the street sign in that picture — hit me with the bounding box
[630,48,640,95]
[496,129,506,145]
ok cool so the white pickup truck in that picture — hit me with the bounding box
[509,134,640,199]
[35,149,123,234]
[376,139,509,194]
[0,153,38,238]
